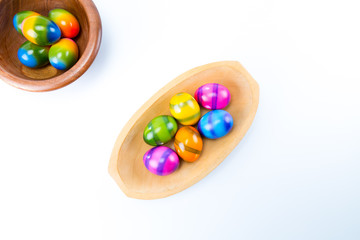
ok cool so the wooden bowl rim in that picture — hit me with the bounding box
[108,61,260,199]
[0,0,102,92]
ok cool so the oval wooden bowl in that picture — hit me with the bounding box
[109,61,260,200]
[0,0,102,92]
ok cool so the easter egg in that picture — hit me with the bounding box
[198,110,233,139]
[17,41,50,68]
[22,15,61,46]
[169,93,201,125]
[174,126,203,162]
[49,9,80,38]
[49,38,79,70]
[143,115,178,146]
[143,146,179,176]
[194,83,231,110]
[13,11,40,35]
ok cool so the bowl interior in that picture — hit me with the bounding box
[0,0,89,80]
[117,64,256,198]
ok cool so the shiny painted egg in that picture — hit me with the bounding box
[49,38,79,70]
[49,9,80,38]
[13,11,40,35]
[143,146,179,176]
[169,93,200,125]
[143,115,178,146]
[198,110,233,139]
[174,126,203,162]
[17,41,49,68]
[194,83,231,109]
[22,15,61,46]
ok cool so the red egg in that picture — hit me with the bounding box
[49,9,80,38]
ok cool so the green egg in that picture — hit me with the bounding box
[143,115,178,146]
[13,11,40,35]
[17,41,49,68]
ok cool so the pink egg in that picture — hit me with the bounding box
[143,146,179,176]
[194,83,231,109]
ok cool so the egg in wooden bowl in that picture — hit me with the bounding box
[0,0,102,92]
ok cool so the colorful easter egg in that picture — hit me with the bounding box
[174,126,203,162]
[22,15,61,46]
[143,146,179,176]
[143,115,178,146]
[13,11,40,35]
[49,9,80,38]
[169,93,201,125]
[17,41,50,68]
[198,110,233,139]
[49,38,79,70]
[194,83,231,109]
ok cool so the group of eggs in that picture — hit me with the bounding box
[143,83,233,176]
[13,9,80,70]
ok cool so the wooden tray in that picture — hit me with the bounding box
[109,61,259,199]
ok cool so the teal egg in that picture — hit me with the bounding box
[22,15,61,46]
[13,11,40,35]
[49,38,79,70]
[17,41,49,68]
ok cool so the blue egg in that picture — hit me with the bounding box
[17,41,50,68]
[197,110,233,139]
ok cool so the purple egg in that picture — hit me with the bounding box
[194,83,231,110]
[143,146,179,176]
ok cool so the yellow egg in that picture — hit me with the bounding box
[169,93,200,125]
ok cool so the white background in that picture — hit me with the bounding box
[0,0,359,239]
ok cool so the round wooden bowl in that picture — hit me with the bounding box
[0,0,102,92]
[109,61,260,199]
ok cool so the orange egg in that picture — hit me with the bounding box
[174,126,203,162]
